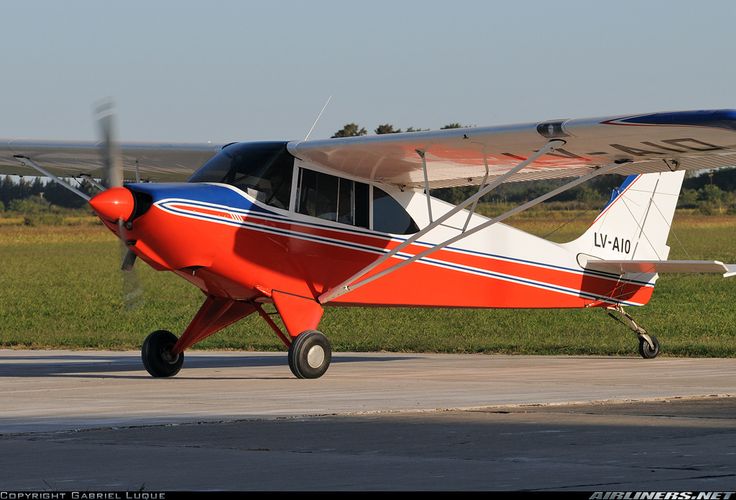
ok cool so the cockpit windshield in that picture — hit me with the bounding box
[190,142,419,234]
[189,141,293,210]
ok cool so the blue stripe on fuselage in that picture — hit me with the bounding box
[126,182,270,215]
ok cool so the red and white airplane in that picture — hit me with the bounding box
[1,108,735,378]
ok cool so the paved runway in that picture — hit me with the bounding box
[0,350,734,490]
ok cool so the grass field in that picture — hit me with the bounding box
[0,211,734,357]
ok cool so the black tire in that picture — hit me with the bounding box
[288,330,332,379]
[142,329,184,377]
[638,335,660,359]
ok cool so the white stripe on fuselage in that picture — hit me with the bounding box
[154,197,648,306]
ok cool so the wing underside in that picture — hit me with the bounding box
[0,139,222,182]
[3,110,736,187]
[288,110,736,189]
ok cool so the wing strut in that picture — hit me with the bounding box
[319,140,594,303]
[320,159,625,303]
[417,149,433,223]
[13,155,91,202]
[463,148,490,232]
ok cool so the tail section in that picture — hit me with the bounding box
[564,171,685,261]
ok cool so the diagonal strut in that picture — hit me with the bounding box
[319,140,574,303]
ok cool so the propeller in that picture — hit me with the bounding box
[96,99,122,189]
[95,98,143,309]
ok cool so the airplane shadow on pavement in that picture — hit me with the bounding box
[0,353,416,380]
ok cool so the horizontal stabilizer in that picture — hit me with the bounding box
[585,260,736,278]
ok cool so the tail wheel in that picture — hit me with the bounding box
[288,330,332,379]
[638,335,660,359]
[142,329,184,377]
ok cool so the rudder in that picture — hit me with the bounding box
[563,171,685,261]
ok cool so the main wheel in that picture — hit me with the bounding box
[142,329,184,377]
[288,330,332,379]
[638,334,660,359]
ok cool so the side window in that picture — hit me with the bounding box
[297,169,338,221]
[297,169,369,228]
[372,187,419,234]
[353,182,370,228]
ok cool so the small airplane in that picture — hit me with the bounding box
[1,106,735,379]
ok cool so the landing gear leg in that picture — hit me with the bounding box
[254,303,332,379]
[606,305,660,359]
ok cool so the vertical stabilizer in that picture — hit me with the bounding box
[563,171,685,261]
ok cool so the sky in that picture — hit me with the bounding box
[2,0,735,144]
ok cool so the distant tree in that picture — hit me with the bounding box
[441,123,464,129]
[696,184,735,215]
[678,189,699,209]
[31,177,44,196]
[8,196,49,213]
[1,175,14,209]
[684,167,736,192]
[405,127,429,133]
[16,177,32,200]
[44,178,94,209]
[374,124,402,135]
[332,123,367,138]
[699,184,727,203]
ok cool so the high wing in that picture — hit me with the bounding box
[4,110,736,186]
[288,110,736,189]
[0,139,223,182]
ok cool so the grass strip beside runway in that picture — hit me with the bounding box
[1,213,734,356]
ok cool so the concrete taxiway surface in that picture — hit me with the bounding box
[0,350,734,490]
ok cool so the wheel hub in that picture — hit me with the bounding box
[161,347,179,364]
[306,345,325,369]
[640,334,655,351]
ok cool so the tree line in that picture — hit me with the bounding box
[0,176,96,211]
[332,122,461,137]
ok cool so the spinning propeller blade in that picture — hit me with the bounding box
[96,99,123,189]
[95,99,143,309]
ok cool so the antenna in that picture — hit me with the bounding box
[303,95,332,141]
